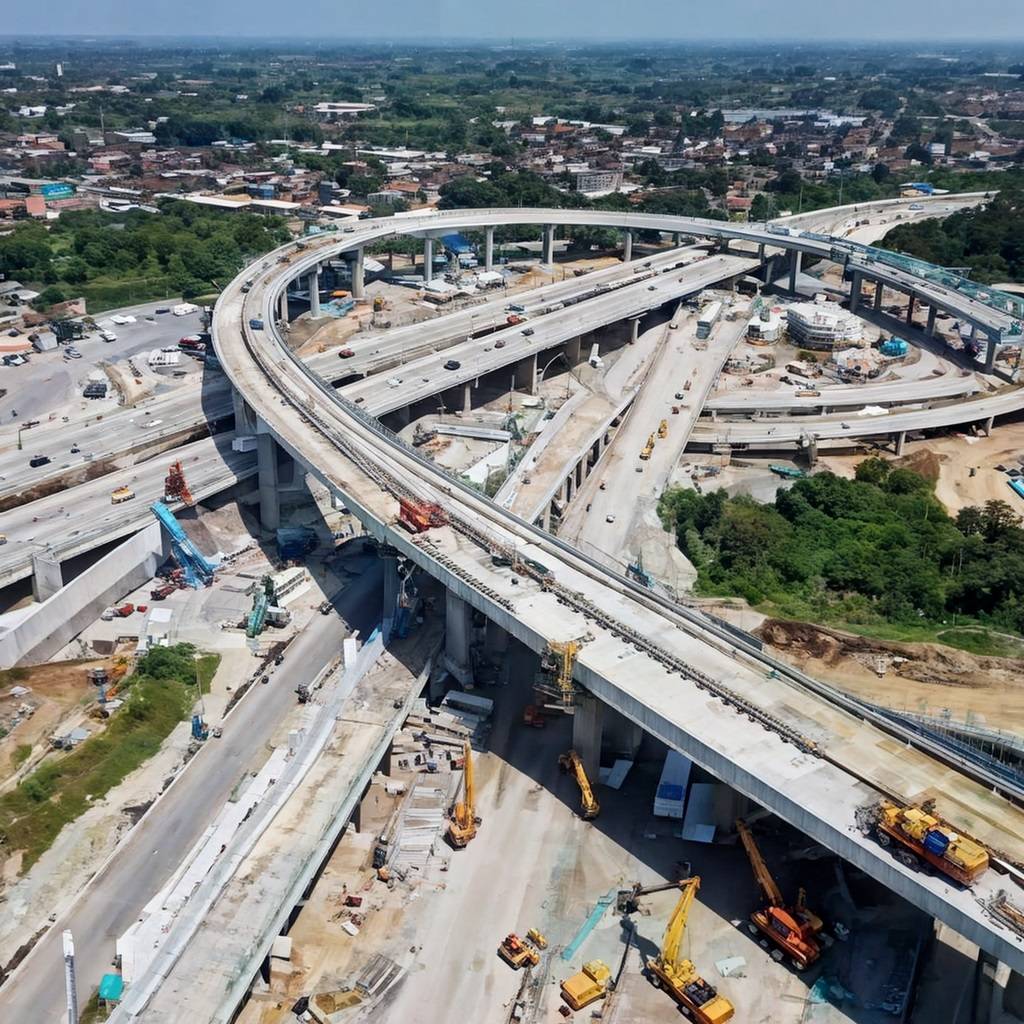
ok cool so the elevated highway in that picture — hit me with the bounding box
[124,205,1024,1021]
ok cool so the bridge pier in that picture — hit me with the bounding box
[423,238,434,284]
[849,270,863,315]
[604,705,644,760]
[382,552,400,638]
[278,288,288,324]
[622,229,633,263]
[629,317,641,345]
[444,590,474,685]
[31,552,63,603]
[232,389,258,434]
[484,227,494,272]
[564,335,582,366]
[757,242,765,262]
[257,433,281,530]
[894,430,906,457]
[926,305,937,337]
[906,294,917,325]
[351,247,365,299]
[462,381,472,415]
[984,330,999,373]
[984,415,994,436]
[542,224,555,266]
[788,250,802,294]
[674,232,683,247]
[308,268,321,319]
[514,353,538,395]
[572,694,603,786]
[874,281,884,311]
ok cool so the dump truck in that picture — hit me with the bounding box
[110,485,135,504]
[859,800,989,885]
[640,433,655,460]
[499,933,539,970]
[561,960,611,1011]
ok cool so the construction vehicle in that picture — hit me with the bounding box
[648,877,734,1023]
[535,640,579,709]
[191,715,209,742]
[164,460,195,505]
[617,879,688,915]
[110,485,135,504]
[499,933,539,970]
[150,582,176,600]
[658,418,669,439]
[151,501,217,588]
[561,959,611,1011]
[446,741,478,848]
[640,433,655,460]
[626,552,654,589]
[397,497,447,534]
[506,313,525,326]
[858,799,989,885]
[736,818,822,970]
[558,750,599,820]
[769,464,807,480]
[526,928,548,950]
[246,575,277,638]
[522,704,547,728]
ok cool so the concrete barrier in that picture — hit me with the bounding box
[0,522,168,667]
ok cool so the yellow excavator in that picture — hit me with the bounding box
[446,741,479,848]
[648,876,734,1024]
[558,749,599,820]
[736,818,822,970]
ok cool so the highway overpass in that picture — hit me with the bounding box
[110,204,1024,1022]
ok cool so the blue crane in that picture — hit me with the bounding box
[150,501,218,588]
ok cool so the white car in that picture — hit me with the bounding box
[110,314,136,325]
[605,514,616,523]
[173,303,198,317]
[386,377,403,388]
[99,330,117,342]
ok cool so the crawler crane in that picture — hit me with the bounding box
[648,876,734,1023]
[558,749,599,819]
[446,741,479,848]
[736,818,823,970]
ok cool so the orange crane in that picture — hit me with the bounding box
[164,460,195,505]
[446,741,478,848]
[735,818,822,970]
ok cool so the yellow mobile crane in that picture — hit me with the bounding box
[446,741,478,848]
[648,876,734,1024]
[558,749,599,819]
[536,639,579,709]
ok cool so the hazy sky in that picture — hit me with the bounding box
[7,0,1024,42]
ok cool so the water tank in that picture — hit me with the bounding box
[923,830,950,856]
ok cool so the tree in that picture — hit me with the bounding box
[34,285,65,309]
[871,162,890,184]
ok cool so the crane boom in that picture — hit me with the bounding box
[463,739,475,823]
[661,875,697,970]
[736,818,784,907]
[559,750,599,819]
[446,742,478,848]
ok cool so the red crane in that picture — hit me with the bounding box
[164,460,195,506]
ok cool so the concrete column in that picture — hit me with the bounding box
[804,434,818,468]
[572,695,603,788]
[926,306,937,337]
[444,590,473,686]
[232,388,257,434]
[673,232,682,247]
[31,553,63,603]
[906,294,917,325]
[630,318,640,344]
[278,288,288,324]
[575,460,584,488]
[603,706,644,759]
[257,432,281,531]
[423,237,434,283]
[894,431,906,456]
[984,415,995,436]
[563,474,574,503]
[985,330,1000,372]
[542,503,552,531]
[308,268,320,319]
[873,282,884,310]
[590,438,602,466]
[513,352,537,395]
[788,250,802,294]
[393,405,411,429]
[484,227,494,272]
[462,381,472,415]
[542,224,554,266]
[382,554,400,638]
[757,242,766,262]
[622,229,633,263]
[565,335,582,365]
[351,247,365,299]
[849,270,863,315]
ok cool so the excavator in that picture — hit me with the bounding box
[648,876,734,1024]
[446,741,479,848]
[617,878,689,916]
[736,818,823,970]
[558,749,599,820]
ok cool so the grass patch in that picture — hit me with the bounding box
[195,653,219,694]
[934,628,1024,660]
[11,744,32,769]
[0,644,219,873]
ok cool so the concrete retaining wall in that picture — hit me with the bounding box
[0,522,168,668]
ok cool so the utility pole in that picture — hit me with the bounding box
[63,930,78,1024]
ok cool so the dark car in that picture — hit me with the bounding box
[444,359,461,370]
[29,454,50,468]
[155,307,170,314]
[494,340,506,349]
